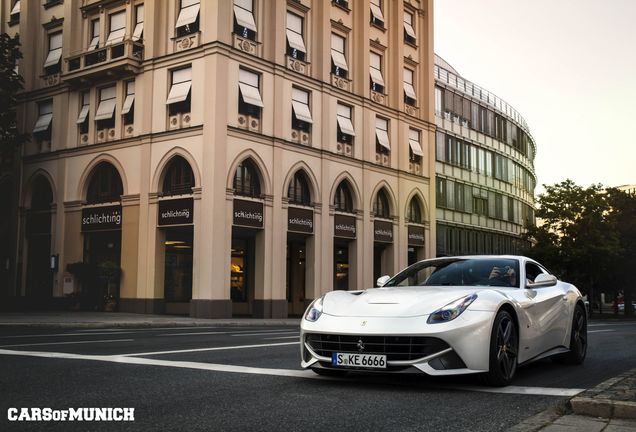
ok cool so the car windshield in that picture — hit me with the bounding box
[383,258,521,288]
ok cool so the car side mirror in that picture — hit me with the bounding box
[376,275,390,287]
[526,273,557,289]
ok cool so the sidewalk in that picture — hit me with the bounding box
[511,369,636,431]
[0,311,300,328]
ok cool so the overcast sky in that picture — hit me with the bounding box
[434,0,636,193]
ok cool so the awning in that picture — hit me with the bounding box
[376,128,390,150]
[33,113,53,133]
[176,3,200,28]
[76,105,89,124]
[292,101,313,123]
[286,30,306,53]
[132,23,144,41]
[370,67,385,87]
[95,98,117,121]
[404,82,417,100]
[370,3,384,22]
[88,36,99,51]
[409,136,424,156]
[106,28,125,45]
[121,94,135,115]
[166,82,192,105]
[404,21,416,40]
[10,0,20,15]
[43,48,62,68]
[238,83,264,107]
[337,115,355,136]
[234,5,257,32]
[331,50,348,71]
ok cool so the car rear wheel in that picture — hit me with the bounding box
[311,367,348,377]
[556,304,587,365]
[483,310,518,387]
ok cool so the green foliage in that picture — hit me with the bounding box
[0,33,27,152]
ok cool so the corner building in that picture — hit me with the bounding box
[433,56,536,256]
[5,0,436,317]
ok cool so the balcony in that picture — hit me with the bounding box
[63,40,144,86]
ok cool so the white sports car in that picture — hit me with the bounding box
[300,255,587,386]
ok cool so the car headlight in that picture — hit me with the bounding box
[304,296,324,322]
[427,293,477,324]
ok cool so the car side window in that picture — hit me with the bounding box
[525,262,545,283]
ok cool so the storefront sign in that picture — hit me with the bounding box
[158,198,194,226]
[374,220,393,243]
[334,214,356,239]
[288,207,313,234]
[81,205,122,232]
[408,225,425,246]
[233,199,264,229]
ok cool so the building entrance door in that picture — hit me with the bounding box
[286,235,307,317]
[164,226,193,315]
[231,229,255,316]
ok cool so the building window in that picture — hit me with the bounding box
[369,52,385,93]
[291,87,312,132]
[162,156,194,196]
[473,195,488,216]
[436,178,447,208]
[403,10,416,44]
[95,86,117,129]
[404,68,417,106]
[44,32,62,75]
[286,12,306,61]
[408,128,423,162]
[88,18,100,50]
[375,117,390,156]
[374,189,390,218]
[336,103,355,145]
[238,68,264,118]
[507,197,515,223]
[288,171,311,206]
[333,0,349,10]
[167,67,192,116]
[435,87,442,115]
[330,33,348,79]
[106,11,126,45]
[33,100,53,140]
[133,5,144,42]
[334,181,353,213]
[122,81,135,125]
[176,0,200,37]
[233,159,261,197]
[233,0,257,40]
[77,92,90,134]
[407,198,422,223]
[86,162,123,204]
[369,0,384,27]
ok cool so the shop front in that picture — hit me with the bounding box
[334,213,356,291]
[373,219,393,285]
[408,224,426,266]
[286,206,313,316]
[232,198,263,316]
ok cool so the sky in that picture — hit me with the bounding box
[434,0,636,194]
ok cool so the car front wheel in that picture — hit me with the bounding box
[483,310,518,387]
[558,304,587,365]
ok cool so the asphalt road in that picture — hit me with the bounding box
[1,320,635,431]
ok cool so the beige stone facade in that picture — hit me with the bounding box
[4,0,435,317]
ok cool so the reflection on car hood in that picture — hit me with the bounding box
[322,286,479,317]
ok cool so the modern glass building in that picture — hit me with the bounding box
[433,55,537,256]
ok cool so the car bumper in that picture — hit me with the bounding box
[300,310,494,375]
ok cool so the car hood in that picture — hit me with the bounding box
[322,286,479,317]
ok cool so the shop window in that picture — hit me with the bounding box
[133,5,144,42]
[369,52,384,93]
[403,10,416,45]
[238,68,264,118]
[167,67,192,116]
[86,162,123,204]
[407,197,422,223]
[122,81,135,125]
[291,87,312,132]
[33,100,53,141]
[44,32,62,75]
[77,91,90,134]
[334,181,353,213]
[375,117,390,156]
[404,68,417,106]
[233,0,257,40]
[233,159,261,197]
[408,128,423,162]
[330,33,348,78]
[286,12,306,61]
[176,0,200,37]
[336,103,354,145]
[106,11,126,45]
[95,86,116,129]
[374,189,390,218]
[88,18,100,50]
[369,0,384,28]
[162,156,194,196]
[288,171,311,206]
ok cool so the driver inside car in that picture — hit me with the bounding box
[488,266,516,287]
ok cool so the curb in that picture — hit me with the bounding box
[570,369,636,420]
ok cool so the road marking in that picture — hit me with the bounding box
[232,332,299,337]
[0,332,140,339]
[155,332,226,337]
[588,329,616,333]
[588,322,636,327]
[0,348,586,397]
[0,339,135,348]
[263,336,301,340]
[156,329,297,337]
[121,341,300,357]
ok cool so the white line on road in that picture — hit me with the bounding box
[121,341,300,357]
[0,339,135,348]
[263,336,301,340]
[155,329,297,337]
[155,332,226,337]
[588,329,616,333]
[0,332,140,339]
[231,332,299,337]
[0,348,586,397]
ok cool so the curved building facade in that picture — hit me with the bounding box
[433,55,536,256]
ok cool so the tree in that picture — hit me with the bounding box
[0,33,27,153]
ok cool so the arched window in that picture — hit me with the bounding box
[30,177,53,211]
[334,181,353,212]
[86,162,123,204]
[374,188,390,218]
[407,197,422,223]
[233,159,261,197]
[288,171,311,205]
[162,156,194,196]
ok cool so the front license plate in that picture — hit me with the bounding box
[331,352,387,369]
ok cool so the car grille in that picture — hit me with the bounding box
[305,333,449,362]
